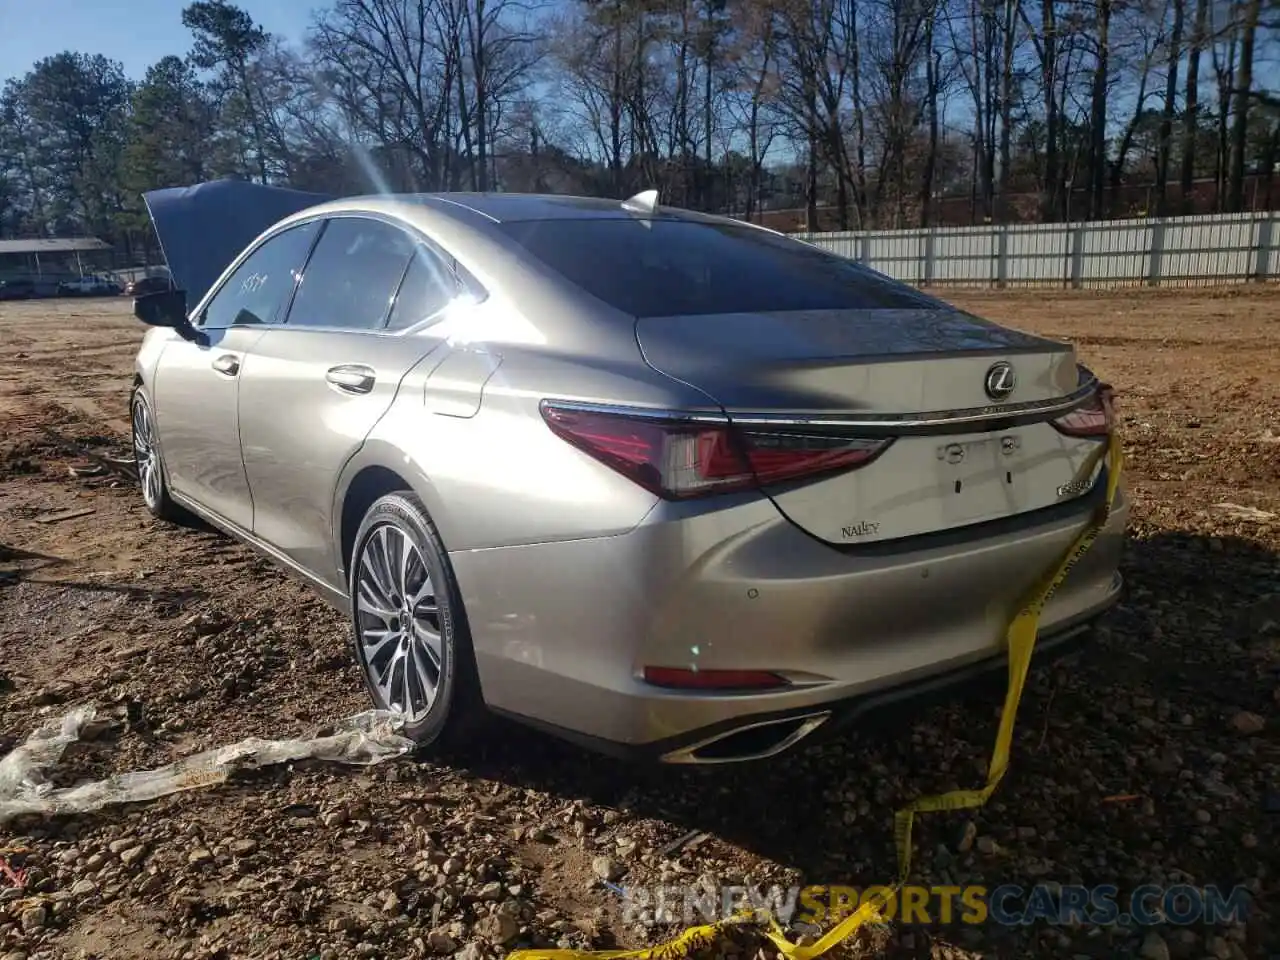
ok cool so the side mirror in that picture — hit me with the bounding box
[134,288,186,327]
[134,289,202,343]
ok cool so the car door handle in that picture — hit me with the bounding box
[211,354,240,376]
[325,364,376,394]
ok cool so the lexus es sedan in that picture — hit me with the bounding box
[130,180,1128,764]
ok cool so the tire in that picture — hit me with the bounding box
[130,387,187,523]
[348,491,485,751]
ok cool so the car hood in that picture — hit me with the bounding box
[142,179,334,308]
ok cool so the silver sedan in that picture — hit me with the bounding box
[129,181,1128,763]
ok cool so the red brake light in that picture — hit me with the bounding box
[1051,383,1115,438]
[540,403,892,499]
[642,666,789,690]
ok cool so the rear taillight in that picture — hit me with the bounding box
[1051,383,1116,438]
[540,403,892,499]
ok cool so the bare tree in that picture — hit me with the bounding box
[1087,0,1113,218]
[1154,0,1185,213]
[1227,0,1264,210]
[1177,0,1209,210]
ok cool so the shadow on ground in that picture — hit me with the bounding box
[450,527,1278,900]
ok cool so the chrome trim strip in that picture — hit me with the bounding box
[540,398,730,425]
[542,376,1099,432]
[659,711,831,765]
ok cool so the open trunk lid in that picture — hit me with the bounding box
[635,308,1108,546]
[142,180,335,309]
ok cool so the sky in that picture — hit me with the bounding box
[0,0,316,81]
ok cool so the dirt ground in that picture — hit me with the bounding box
[0,288,1277,960]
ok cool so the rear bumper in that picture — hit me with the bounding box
[492,591,1116,762]
[450,478,1129,761]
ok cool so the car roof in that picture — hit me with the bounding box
[344,192,730,226]
[155,182,792,319]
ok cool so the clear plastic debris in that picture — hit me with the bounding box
[1213,502,1277,521]
[0,706,413,824]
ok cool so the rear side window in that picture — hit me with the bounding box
[497,218,938,318]
[386,244,461,330]
[199,220,321,329]
[285,217,416,330]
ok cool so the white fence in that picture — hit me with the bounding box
[793,211,1280,288]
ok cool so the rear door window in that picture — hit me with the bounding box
[498,218,938,318]
[386,244,462,330]
[284,216,417,331]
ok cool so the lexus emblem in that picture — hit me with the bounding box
[984,361,1016,400]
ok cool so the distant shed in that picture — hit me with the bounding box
[0,237,112,279]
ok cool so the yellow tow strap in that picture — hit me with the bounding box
[510,431,1124,960]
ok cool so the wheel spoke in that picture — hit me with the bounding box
[373,527,400,600]
[413,619,442,671]
[133,401,146,441]
[410,575,435,608]
[404,640,430,713]
[361,627,398,660]
[398,534,415,598]
[376,648,401,700]
[361,544,397,608]
[396,647,413,714]
[356,579,397,624]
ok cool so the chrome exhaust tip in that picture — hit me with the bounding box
[659,712,831,765]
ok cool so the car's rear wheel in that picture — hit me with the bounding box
[130,388,186,523]
[349,492,484,750]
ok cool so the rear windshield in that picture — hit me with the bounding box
[497,217,939,318]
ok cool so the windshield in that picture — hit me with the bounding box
[497,217,941,318]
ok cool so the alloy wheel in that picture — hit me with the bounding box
[132,397,163,511]
[355,523,444,721]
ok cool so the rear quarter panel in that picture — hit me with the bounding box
[338,343,695,558]
[328,202,751,569]
[328,230,731,562]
